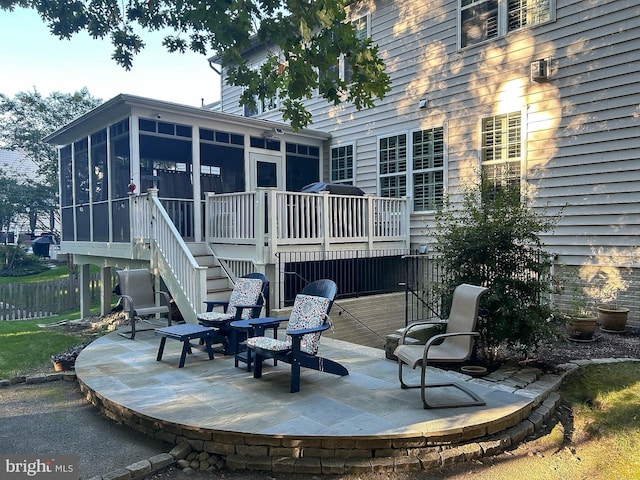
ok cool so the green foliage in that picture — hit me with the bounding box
[0,265,69,284]
[0,88,102,188]
[431,179,559,363]
[0,245,48,276]
[0,1,390,130]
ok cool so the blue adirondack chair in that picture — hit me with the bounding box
[198,272,268,355]
[247,279,349,393]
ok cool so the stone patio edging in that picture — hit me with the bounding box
[2,357,638,477]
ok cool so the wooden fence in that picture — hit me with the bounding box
[0,273,102,321]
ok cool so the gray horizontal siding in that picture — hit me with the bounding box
[217,0,640,267]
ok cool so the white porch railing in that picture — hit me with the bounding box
[132,189,207,323]
[205,188,409,263]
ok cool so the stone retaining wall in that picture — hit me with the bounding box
[3,358,638,478]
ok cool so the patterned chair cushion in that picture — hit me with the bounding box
[247,336,291,352]
[224,277,264,320]
[197,311,232,322]
[199,278,263,322]
[247,294,329,355]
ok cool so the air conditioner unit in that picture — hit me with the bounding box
[530,58,551,82]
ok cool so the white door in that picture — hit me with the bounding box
[249,152,284,191]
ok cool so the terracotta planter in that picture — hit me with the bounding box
[566,315,598,342]
[597,305,629,333]
[52,359,75,372]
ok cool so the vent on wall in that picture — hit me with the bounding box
[530,58,551,82]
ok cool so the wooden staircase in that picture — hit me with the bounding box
[187,243,234,312]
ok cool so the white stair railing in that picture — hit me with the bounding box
[144,188,207,324]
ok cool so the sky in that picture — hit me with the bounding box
[0,8,221,107]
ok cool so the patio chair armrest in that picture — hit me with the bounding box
[399,320,448,344]
[156,290,171,305]
[233,304,262,319]
[118,294,137,317]
[424,331,480,351]
[287,323,331,337]
[203,301,229,313]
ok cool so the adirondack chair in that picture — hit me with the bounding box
[115,269,172,340]
[393,283,489,409]
[247,279,348,393]
[197,272,268,355]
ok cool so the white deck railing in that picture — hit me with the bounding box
[132,190,206,323]
[205,188,409,262]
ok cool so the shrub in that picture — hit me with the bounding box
[0,244,49,277]
[430,179,560,364]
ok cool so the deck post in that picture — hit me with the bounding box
[100,266,112,316]
[322,191,331,252]
[78,263,91,319]
[255,188,266,263]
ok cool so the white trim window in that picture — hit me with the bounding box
[243,92,279,117]
[243,62,280,118]
[330,144,354,184]
[378,126,446,212]
[481,111,522,195]
[412,127,445,212]
[379,134,407,199]
[320,13,371,86]
[344,14,371,84]
[460,0,554,48]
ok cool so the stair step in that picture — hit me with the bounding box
[207,287,233,295]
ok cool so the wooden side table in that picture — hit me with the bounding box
[230,317,285,371]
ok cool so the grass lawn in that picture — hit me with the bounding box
[442,361,640,480]
[0,314,87,378]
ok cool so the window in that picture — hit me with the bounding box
[243,94,279,117]
[412,128,445,211]
[331,145,354,184]
[460,0,553,48]
[243,65,280,117]
[343,15,370,84]
[481,111,522,195]
[379,128,446,212]
[319,14,370,86]
[379,134,407,198]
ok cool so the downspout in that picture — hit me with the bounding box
[208,60,223,111]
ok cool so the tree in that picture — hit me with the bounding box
[0,89,101,238]
[430,179,560,364]
[0,89,102,188]
[0,0,391,130]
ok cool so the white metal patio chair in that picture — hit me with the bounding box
[394,283,489,409]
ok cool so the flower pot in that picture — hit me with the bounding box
[597,305,629,333]
[460,365,488,377]
[52,359,75,372]
[566,315,598,342]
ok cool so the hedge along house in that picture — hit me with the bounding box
[212,0,640,323]
[44,95,410,324]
